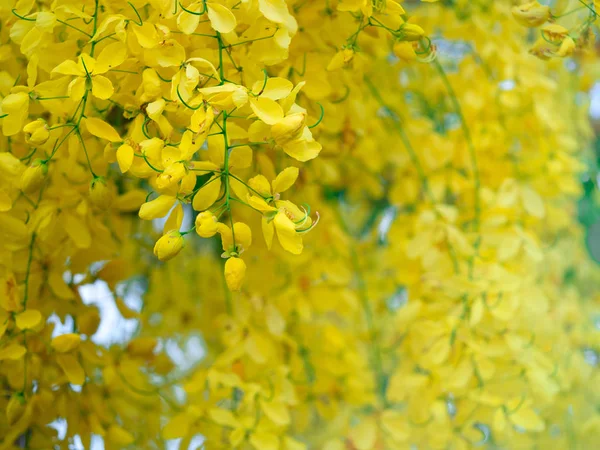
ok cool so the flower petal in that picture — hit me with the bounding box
[207,3,237,33]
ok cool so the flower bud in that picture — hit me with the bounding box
[153,230,185,261]
[393,41,417,61]
[89,176,113,209]
[541,24,569,44]
[327,48,355,71]
[512,1,551,28]
[397,23,425,42]
[157,162,186,190]
[20,159,48,194]
[271,113,306,146]
[195,211,219,238]
[224,257,246,291]
[23,119,49,145]
[555,36,576,57]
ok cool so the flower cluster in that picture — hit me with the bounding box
[1,0,600,449]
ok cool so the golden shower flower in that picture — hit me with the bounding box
[224,256,246,291]
[512,1,551,27]
[153,230,186,261]
[20,159,48,194]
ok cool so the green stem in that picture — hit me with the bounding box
[90,0,100,57]
[228,173,268,198]
[56,19,92,37]
[222,110,237,248]
[76,131,97,177]
[22,234,36,310]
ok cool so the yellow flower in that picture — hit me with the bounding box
[271,113,305,146]
[153,230,186,261]
[246,168,316,254]
[393,41,417,61]
[224,257,246,291]
[327,48,355,71]
[23,119,49,145]
[89,176,113,209]
[271,115,322,162]
[20,159,48,194]
[1,92,30,136]
[397,23,425,41]
[195,211,219,238]
[512,1,551,27]
[555,36,576,57]
[219,222,252,256]
[51,42,127,101]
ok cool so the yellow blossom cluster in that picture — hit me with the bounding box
[2,0,600,449]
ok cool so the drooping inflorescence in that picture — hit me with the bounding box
[2,0,600,449]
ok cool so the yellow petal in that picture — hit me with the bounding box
[249,432,279,450]
[85,117,121,142]
[249,174,272,196]
[162,412,191,439]
[381,410,409,442]
[250,97,284,125]
[139,195,176,220]
[178,3,201,34]
[272,167,299,193]
[349,417,378,450]
[274,212,302,254]
[192,176,222,211]
[207,3,237,33]
[233,222,252,251]
[261,399,290,426]
[51,59,83,76]
[282,137,321,162]
[68,77,86,101]
[163,203,184,234]
[107,425,135,445]
[117,144,134,173]
[51,333,81,352]
[509,407,545,432]
[258,0,297,33]
[15,309,42,330]
[63,213,92,249]
[114,190,147,211]
[0,189,12,212]
[132,22,159,48]
[262,216,274,249]
[95,41,127,73]
[252,77,293,100]
[248,195,276,213]
[56,354,85,385]
[229,146,253,169]
[230,176,249,200]
[91,75,114,100]
[0,344,27,360]
[224,257,246,291]
[209,408,240,428]
[521,186,545,218]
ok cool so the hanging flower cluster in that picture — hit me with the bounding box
[2,0,600,449]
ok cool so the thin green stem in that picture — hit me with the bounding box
[90,0,100,57]
[22,234,36,309]
[76,131,97,177]
[56,19,92,37]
